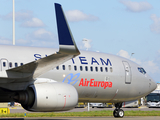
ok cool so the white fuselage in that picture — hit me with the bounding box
[0,45,157,103]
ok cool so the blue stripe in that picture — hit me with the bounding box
[55,3,74,45]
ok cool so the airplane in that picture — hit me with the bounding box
[0,3,157,118]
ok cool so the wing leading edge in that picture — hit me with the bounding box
[0,3,80,83]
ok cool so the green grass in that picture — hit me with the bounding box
[125,110,160,116]
[0,110,160,117]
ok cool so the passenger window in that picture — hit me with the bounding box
[62,65,65,70]
[85,66,88,71]
[9,62,12,67]
[74,66,77,71]
[100,67,103,72]
[68,65,71,70]
[15,63,18,67]
[3,62,6,67]
[105,67,108,72]
[90,66,93,71]
[56,66,59,70]
[95,67,98,72]
[21,63,23,66]
[80,66,83,71]
[110,67,113,72]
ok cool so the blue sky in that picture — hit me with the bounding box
[0,0,160,82]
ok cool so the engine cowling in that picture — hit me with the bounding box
[17,82,78,112]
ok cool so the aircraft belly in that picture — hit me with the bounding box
[0,82,30,91]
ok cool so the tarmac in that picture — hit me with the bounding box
[9,106,160,113]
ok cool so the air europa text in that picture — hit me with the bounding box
[79,78,112,89]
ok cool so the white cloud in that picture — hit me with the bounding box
[65,10,99,22]
[150,14,160,34]
[117,50,160,75]
[117,50,130,59]
[0,10,45,28]
[142,61,160,74]
[78,38,93,50]
[26,29,57,47]
[0,36,12,45]
[1,11,33,21]
[82,38,92,50]
[117,50,141,64]
[16,29,58,47]
[30,39,56,47]
[30,29,54,40]
[117,50,141,63]
[21,18,45,27]
[120,0,152,12]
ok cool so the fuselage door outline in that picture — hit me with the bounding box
[0,58,9,71]
[122,61,132,84]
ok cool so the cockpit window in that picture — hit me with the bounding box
[138,67,146,74]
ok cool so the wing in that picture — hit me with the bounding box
[0,3,80,83]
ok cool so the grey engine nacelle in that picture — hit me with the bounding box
[17,82,78,112]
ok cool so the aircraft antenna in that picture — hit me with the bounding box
[13,0,15,45]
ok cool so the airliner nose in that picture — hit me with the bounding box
[150,79,157,92]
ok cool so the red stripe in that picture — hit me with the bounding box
[61,95,66,110]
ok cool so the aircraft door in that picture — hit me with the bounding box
[122,61,132,84]
[0,59,9,71]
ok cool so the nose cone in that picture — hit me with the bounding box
[149,78,157,92]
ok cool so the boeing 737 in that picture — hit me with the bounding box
[0,3,157,118]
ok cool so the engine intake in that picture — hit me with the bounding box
[14,87,35,110]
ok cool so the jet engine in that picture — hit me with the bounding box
[15,82,78,112]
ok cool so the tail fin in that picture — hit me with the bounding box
[55,3,80,55]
